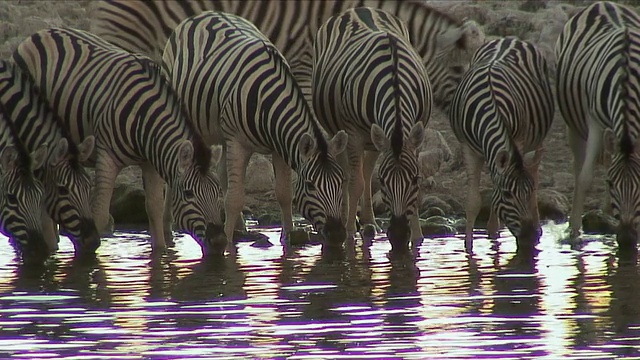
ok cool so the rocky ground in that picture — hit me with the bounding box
[0,0,630,234]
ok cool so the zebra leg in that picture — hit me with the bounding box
[224,141,252,247]
[162,183,174,245]
[487,208,501,239]
[568,125,601,239]
[141,163,168,250]
[361,150,381,238]
[272,152,294,243]
[92,149,121,237]
[463,144,483,251]
[346,141,365,239]
[218,145,247,237]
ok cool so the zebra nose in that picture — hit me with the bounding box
[322,216,346,247]
[204,222,227,257]
[616,223,638,259]
[79,218,101,256]
[387,215,410,252]
[20,232,51,264]
[515,221,540,252]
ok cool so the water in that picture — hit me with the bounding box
[0,223,639,359]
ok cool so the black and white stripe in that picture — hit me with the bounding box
[449,37,554,252]
[92,0,470,109]
[12,27,227,256]
[556,1,640,255]
[0,60,99,257]
[312,7,430,251]
[162,11,348,247]
[0,105,48,262]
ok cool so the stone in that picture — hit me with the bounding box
[109,183,148,226]
[537,189,570,223]
[421,206,445,218]
[371,190,387,217]
[288,228,311,246]
[420,216,457,238]
[582,210,617,235]
[245,154,275,193]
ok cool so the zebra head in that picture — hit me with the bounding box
[44,136,101,257]
[294,130,348,247]
[170,140,226,256]
[606,131,640,257]
[371,123,424,251]
[491,148,541,249]
[0,145,49,262]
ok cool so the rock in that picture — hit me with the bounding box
[245,154,275,193]
[421,195,453,216]
[109,183,148,226]
[258,213,281,227]
[421,206,445,218]
[520,0,547,12]
[288,228,311,246]
[485,11,535,39]
[420,216,457,238]
[537,189,570,223]
[582,210,617,235]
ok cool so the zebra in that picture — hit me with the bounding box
[93,0,473,110]
[0,60,99,257]
[0,106,49,262]
[448,37,554,252]
[12,27,228,256]
[162,11,348,248]
[312,7,430,251]
[556,1,640,256]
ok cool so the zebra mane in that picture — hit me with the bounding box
[388,33,404,159]
[136,57,214,173]
[11,63,86,169]
[0,101,36,178]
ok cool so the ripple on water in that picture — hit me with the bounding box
[0,223,638,358]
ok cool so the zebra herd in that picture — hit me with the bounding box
[1,0,639,262]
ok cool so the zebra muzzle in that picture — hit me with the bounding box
[203,223,227,256]
[616,223,638,259]
[387,215,410,252]
[322,216,346,247]
[78,218,101,256]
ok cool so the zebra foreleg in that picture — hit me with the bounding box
[361,150,382,238]
[346,142,365,239]
[463,145,484,251]
[568,125,602,239]
[92,149,121,237]
[162,183,174,245]
[272,152,294,244]
[141,163,169,250]
[224,141,252,248]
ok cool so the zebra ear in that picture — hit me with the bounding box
[178,140,194,174]
[50,138,69,166]
[495,149,510,173]
[210,145,223,168]
[300,133,317,159]
[30,144,48,171]
[77,136,95,163]
[371,124,389,151]
[328,130,347,156]
[0,146,19,172]
[408,123,425,151]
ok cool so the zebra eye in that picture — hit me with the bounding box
[606,179,613,189]
[58,186,69,196]
[184,190,195,199]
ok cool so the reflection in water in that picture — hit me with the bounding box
[0,223,638,358]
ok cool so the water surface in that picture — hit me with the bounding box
[0,223,638,359]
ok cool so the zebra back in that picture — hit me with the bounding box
[0,102,48,259]
[0,60,99,255]
[93,0,471,109]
